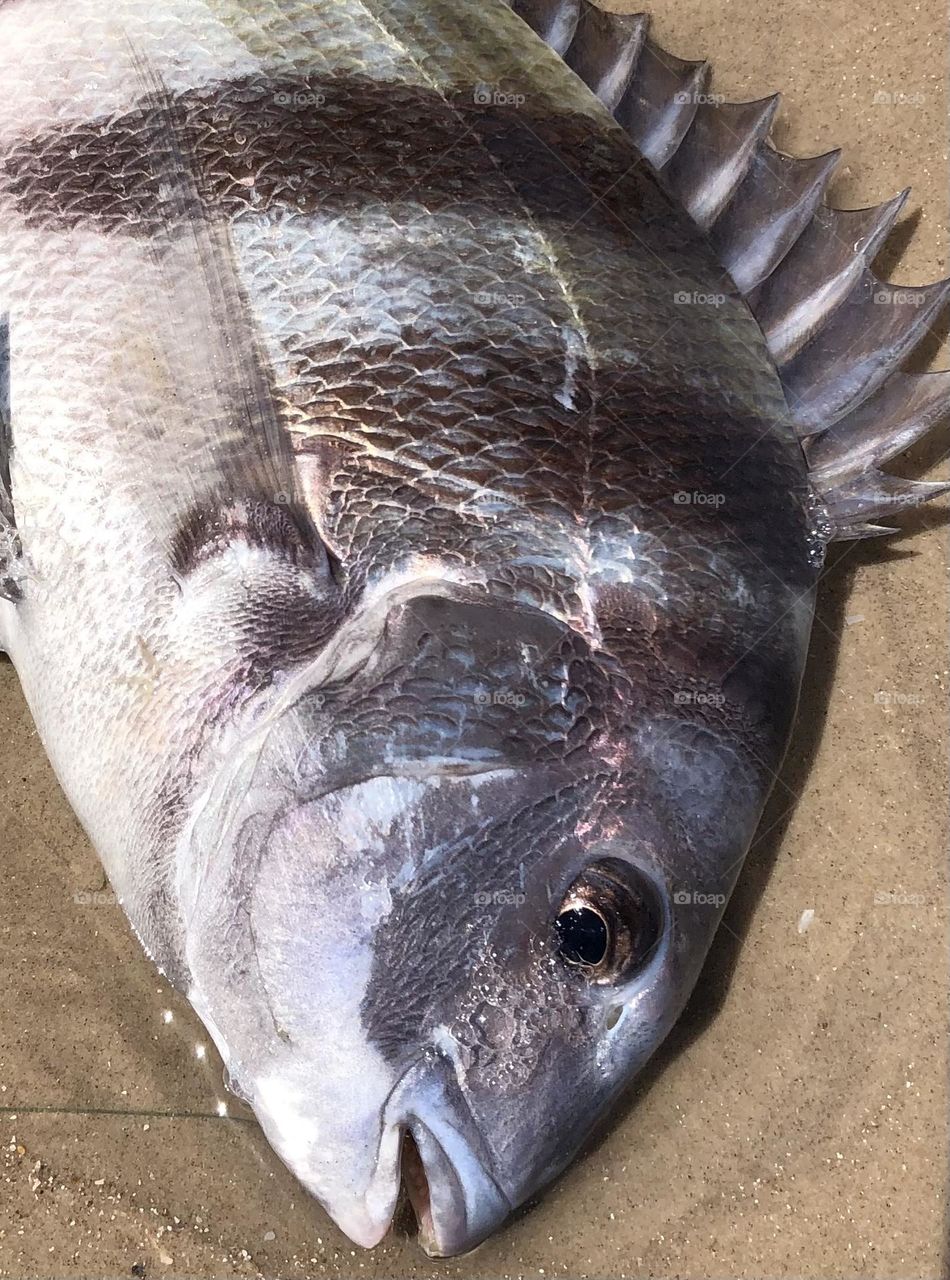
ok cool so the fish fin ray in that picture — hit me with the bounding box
[709,146,841,294]
[562,5,647,112]
[661,94,781,230]
[806,370,950,476]
[831,521,899,541]
[507,0,582,55]
[778,270,950,434]
[816,469,950,539]
[746,191,910,364]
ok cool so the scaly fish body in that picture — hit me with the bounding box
[0,0,941,1256]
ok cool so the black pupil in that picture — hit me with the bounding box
[555,907,609,966]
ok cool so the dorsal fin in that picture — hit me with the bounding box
[504,0,949,540]
[563,5,646,110]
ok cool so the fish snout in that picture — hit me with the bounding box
[385,1052,511,1256]
[285,1049,510,1255]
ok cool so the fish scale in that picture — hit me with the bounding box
[0,0,945,1259]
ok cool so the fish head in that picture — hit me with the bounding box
[178,581,805,1255]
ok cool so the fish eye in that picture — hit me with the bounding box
[555,905,609,966]
[554,858,663,983]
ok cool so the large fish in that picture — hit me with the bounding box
[0,0,945,1257]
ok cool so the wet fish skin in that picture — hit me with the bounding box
[0,0,820,1255]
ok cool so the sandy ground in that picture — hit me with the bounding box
[0,1,947,1277]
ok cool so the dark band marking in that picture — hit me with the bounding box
[359,779,591,1062]
[291,347,816,593]
[288,592,617,795]
[0,71,705,257]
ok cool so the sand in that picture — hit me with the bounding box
[0,1,946,1276]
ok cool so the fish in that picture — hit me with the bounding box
[0,0,946,1258]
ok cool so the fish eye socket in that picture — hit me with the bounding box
[554,858,663,983]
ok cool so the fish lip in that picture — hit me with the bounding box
[383,1051,512,1256]
[404,1117,504,1257]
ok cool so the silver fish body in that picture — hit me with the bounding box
[0,0,942,1256]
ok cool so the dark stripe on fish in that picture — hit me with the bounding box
[289,348,816,598]
[0,71,710,261]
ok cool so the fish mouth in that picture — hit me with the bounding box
[318,1051,511,1256]
[398,1105,511,1256]
[388,1051,511,1256]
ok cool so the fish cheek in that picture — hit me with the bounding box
[358,846,535,1069]
[440,916,640,1195]
[450,923,587,1087]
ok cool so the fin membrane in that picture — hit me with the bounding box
[504,0,950,539]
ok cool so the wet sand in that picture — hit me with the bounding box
[0,1,947,1276]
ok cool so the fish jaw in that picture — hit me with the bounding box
[250,1050,513,1256]
[385,1053,513,1256]
[185,896,517,1254]
[249,1067,404,1250]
